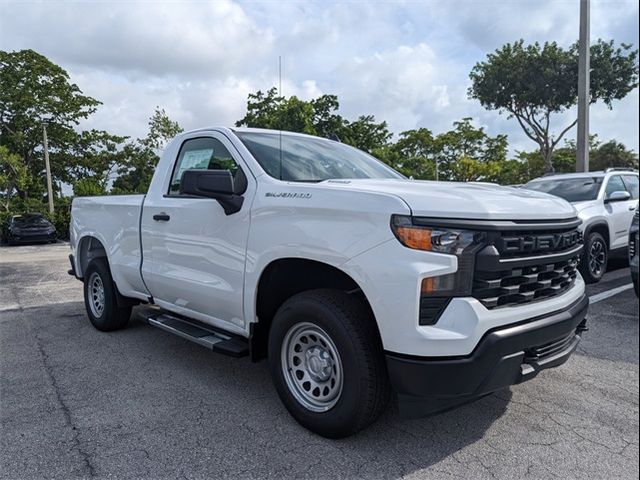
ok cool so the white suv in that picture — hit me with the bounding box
[525,168,639,283]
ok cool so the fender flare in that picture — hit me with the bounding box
[582,220,610,248]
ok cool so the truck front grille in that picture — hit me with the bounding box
[472,223,582,310]
[473,256,579,309]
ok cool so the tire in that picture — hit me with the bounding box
[633,277,639,298]
[268,289,391,438]
[83,258,131,331]
[579,232,608,284]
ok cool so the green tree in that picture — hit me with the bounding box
[387,128,437,179]
[590,139,638,171]
[310,94,347,139]
[66,129,128,195]
[469,39,639,173]
[0,145,28,211]
[379,119,510,182]
[342,115,391,153]
[516,135,638,181]
[140,107,184,151]
[433,118,509,181]
[236,88,390,153]
[111,107,183,194]
[0,49,102,202]
[73,177,107,197]
[236,88,283,130]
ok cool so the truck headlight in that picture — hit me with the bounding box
[391,215,483,254]
[391,214,486,296]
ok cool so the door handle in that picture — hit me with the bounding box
[629,205,637,211]
[153,213,171,222]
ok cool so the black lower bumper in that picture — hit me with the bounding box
[386,294,589,418]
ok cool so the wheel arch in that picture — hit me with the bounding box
[77,235,139,308]
[76,234,109,279]
[250,258,381,361]
[584,221,610,249]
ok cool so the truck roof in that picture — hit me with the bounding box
[528,169,638,183]
[183,126,340,141]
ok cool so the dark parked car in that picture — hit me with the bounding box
[6,213,57,245]
[630,206,639,297]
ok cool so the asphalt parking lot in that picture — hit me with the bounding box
[1,243,638,479]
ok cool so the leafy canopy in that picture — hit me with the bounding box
[111,107,183,195]
[0,49,119,202]
[469,39,638,172]
[235,87,390,153]
[379,118,510,182]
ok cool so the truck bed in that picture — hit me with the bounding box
[71,195,148,299]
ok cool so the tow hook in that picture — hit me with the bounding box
[576,319,589,333]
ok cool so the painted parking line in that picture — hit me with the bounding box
[589,283,634,304]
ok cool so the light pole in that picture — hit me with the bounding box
[42,123,54,214]
[576,0,590,172]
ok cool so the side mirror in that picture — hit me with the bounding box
[180,169,243,215]
[605,190,631,203]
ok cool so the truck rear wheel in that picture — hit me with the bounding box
[268,289,390,438]
[83,258,131,331]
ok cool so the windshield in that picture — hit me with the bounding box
[235,131,404,182]
[524,177,603,202]
[12,214,49,227]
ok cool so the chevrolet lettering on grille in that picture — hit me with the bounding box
[499,230,582,255]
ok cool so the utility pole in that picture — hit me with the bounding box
[42,123,54,214]
[576,0,590,172]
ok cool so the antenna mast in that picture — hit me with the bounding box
[279,55,283,180]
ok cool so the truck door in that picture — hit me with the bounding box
[141,132,254,332]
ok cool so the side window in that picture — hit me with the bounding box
[604,175,626,199]
[622,175,639,200]
[169,137,240,195]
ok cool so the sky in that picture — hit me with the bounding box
[1,0,639,154]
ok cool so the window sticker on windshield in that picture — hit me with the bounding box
[180,149,213,170]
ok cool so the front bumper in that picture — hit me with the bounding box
[386,293,589,418]
[9,231,57,244]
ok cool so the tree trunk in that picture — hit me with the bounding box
[541,145,555,174]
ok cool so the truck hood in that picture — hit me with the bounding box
[323,179,577,220]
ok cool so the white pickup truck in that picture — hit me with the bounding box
[70,127,589,438]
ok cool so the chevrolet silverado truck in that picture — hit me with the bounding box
[69,127,589,438]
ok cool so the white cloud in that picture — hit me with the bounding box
[327,43,454,133]
[1,0,638,155]
[1,0,273,78]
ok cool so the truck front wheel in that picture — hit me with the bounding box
[83,258,131,331]
[268,289,390,438]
